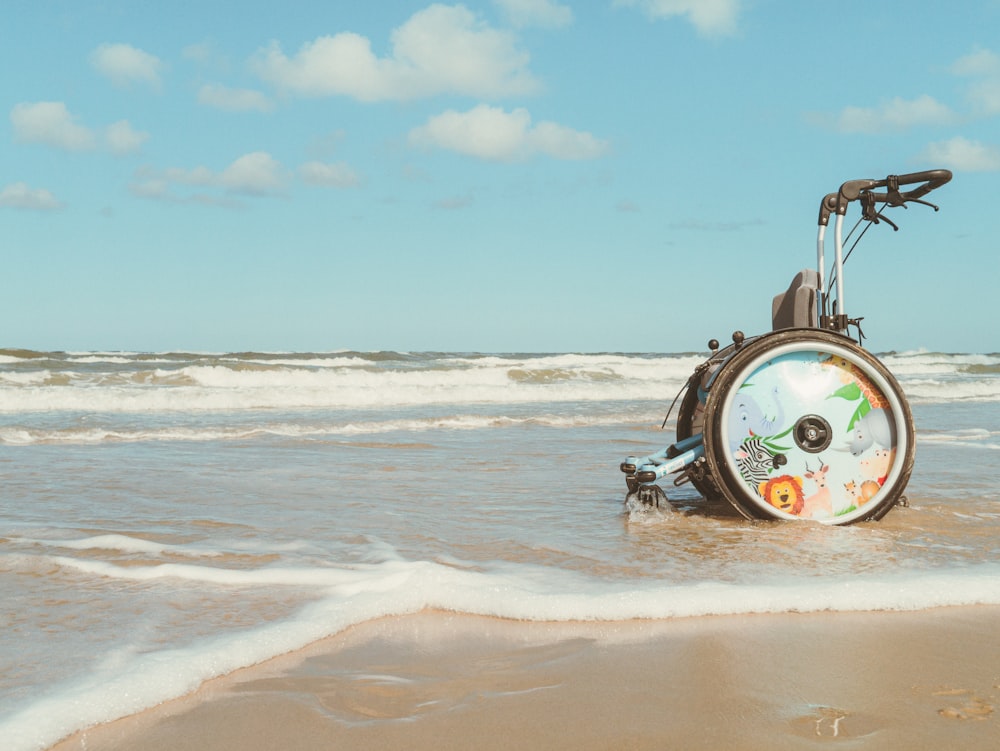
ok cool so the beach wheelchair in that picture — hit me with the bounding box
[621,169,952,524]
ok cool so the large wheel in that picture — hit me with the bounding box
[675,361,722,499]
[700,329,914,524]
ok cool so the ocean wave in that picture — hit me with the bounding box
[5,533,324,561]
[0,370,53,386]
[962,363,1000,375]
[0,349,54,361]
[918,429,1000,450]
[1,351,996,416]
[900,377,1000,403]
[0,411,646,445]
[38,553,1000,616]
[0,354,697,414]
[4,554,1000,751]
[8,534,203,557]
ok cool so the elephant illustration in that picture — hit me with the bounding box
[728,386,785,453]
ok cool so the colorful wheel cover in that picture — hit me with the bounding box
[705,334,913,524]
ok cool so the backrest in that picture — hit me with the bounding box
[771,269,820,330]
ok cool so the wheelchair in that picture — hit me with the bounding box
[621,169,952,524]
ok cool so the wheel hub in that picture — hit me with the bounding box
[793,414,833,453]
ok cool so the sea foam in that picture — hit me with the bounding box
[3,554,1000,751]
[1,351,997,416]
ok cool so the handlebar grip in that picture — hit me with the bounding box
[890,168,952,187]
[841,169,952,202]
[889,168,952,201]
[817,168,953,225]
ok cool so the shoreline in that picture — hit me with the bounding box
[51,605,999,751]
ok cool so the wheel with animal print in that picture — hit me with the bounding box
[700,329,914,524]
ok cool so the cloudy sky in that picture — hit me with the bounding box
[4,0,999,353]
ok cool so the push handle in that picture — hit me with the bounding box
[818,168,952,225]
[839,169,952,203]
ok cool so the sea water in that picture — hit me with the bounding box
[1,349,999,750]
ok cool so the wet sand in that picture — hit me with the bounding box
[52,606,999,750]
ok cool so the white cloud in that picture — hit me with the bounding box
[919,136,1000,172]
[198,84,275,112]
[307,129,348,159]
[130,175,170,199]
[411,105,530,160]
[11,101,97,151]
[90,43,164,89]
[965,79,1000,116]
[298,161,362,188]
[11,102,150,155]
[408,104,609,161]
[105,120,149,155]
[131,152,290,204]
[821,95,957,133]
[219,152,289,195]
[615,0,741,37]
[162,165,216,186]
[0,182,64,210]
[493,0,573,28]
[813,49,1000,137]
[252,4,539,100]
[950,49,1000,77]
[182,42,214,64]
[950,48,1000,116]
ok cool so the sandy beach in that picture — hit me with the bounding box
[51,606,998,751]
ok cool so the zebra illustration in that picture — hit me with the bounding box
[735,436,786,492]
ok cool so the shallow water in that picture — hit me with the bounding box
[1,348,999,750]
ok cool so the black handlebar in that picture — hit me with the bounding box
[818,168,952,225]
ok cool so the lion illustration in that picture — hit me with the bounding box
[758,475,806,515]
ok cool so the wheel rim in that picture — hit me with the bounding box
[705,334,913,524]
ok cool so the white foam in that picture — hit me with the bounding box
[47,556,375,586]
[54,535,192,556]
[4,556,1000,751]
[3,351,996,414]
[0,425,266,445]
[24,536,164,556]
[0,410,649,445]
[6,534,328,561]
[884,352,992,367]
[902,377,1000,403]
[0,353,699,414]
[217,355,378,368]
[64,355,136,365]
[919,429,1000,450]
[0,371,51,386]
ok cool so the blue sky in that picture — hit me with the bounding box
[3,0,999,353]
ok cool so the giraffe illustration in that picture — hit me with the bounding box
[821,355,886,408]
[822,354,895,454]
